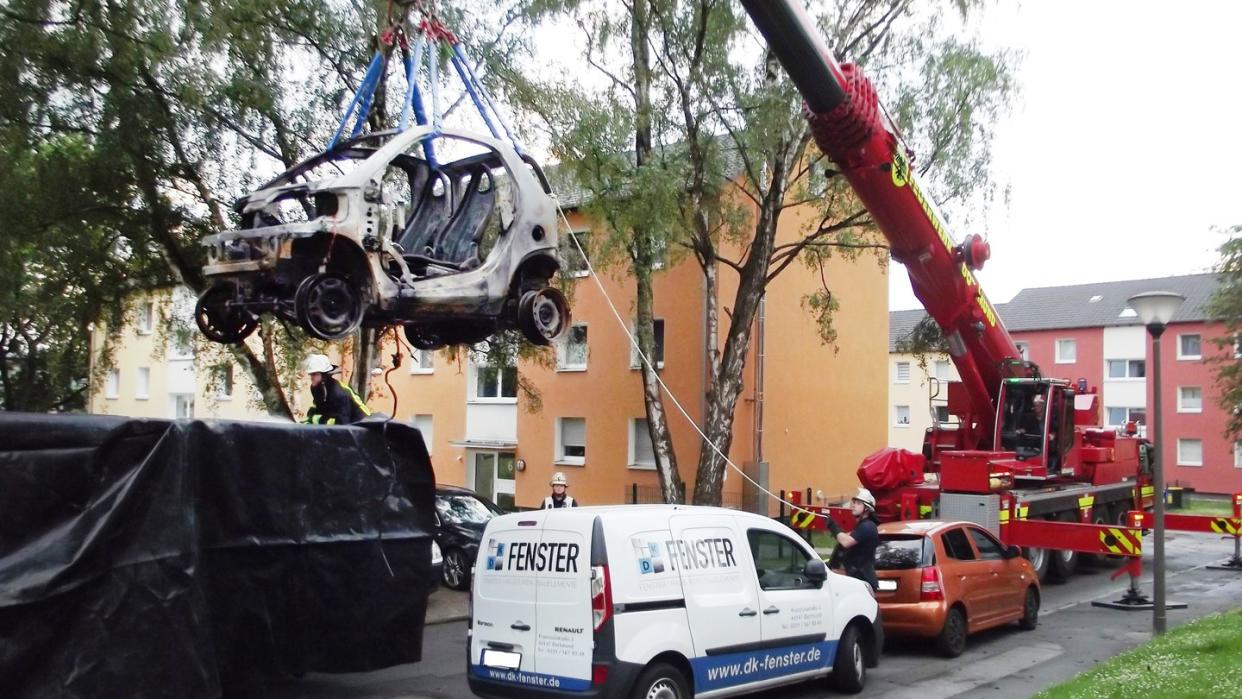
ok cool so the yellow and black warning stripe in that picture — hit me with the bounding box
[1210,518,1241,536]
[789,509,818,529]
[1098,527,1142,556]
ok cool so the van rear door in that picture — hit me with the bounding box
[533,512,593,690]
[470,513,543,684]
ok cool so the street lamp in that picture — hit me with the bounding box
[1127,291,1186,635]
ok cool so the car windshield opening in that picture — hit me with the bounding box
[436,494,498,524]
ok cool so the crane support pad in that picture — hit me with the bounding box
[1005,518,1143,557]
[0,413,437,698]
[1138,511,1242,536]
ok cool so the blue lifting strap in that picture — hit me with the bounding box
[328,51,385,149]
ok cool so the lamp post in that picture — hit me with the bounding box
[1127,291,1186,635]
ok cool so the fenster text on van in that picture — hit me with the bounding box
[505,541,581,573]
[665,537,737,572]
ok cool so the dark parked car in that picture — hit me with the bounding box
[434,486,504,589]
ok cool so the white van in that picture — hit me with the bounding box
[467,505,880,698]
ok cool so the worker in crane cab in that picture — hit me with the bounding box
[303,353,372,426]
[827,488,880,590]
[540,472,577,509]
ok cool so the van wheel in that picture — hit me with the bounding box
[935,607,967,658]
[630,662,689,699]
[1019,587,1040,630]
[831,624,866,693]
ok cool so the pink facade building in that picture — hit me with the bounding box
[892,273,1240,494]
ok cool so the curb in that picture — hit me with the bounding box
[425,613,469,626]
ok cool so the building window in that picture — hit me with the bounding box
[105,368,120,399]
[628,418,657,469]
[1055,339,1077,363]
[474,361,517,401]
[1177,438,1203,466]
[1235,441,1242,468]
[556,417,586,465]
[561,230,591,278]
[137,301,155,335]
[1106,407,1146,427]
[934,360,952,380]
[1106,359,1146,379]
[895,361,911,384]
[935,405,951,424]
[894,405,911,427]
[1015,341,1030,361]
[171,393,194,418]
[136,367,151,400]
[1178,333,1202,360]
[1118,306,1137,318]
[1177,386,1202,413]
[169,330,194,359]
[413,414,433,452]
[408,349,434,374]
[215,365,234,400]
[557,324,589,371]
[630,319,665,369]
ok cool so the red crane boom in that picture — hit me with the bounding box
[742,0,1031,449]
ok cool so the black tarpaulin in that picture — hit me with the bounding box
[0,413,436,698]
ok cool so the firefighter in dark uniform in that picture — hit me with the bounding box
[827,488,880,590]
[540,472,577,509]
[303,353,372,425]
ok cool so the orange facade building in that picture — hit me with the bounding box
[370,201,889,511]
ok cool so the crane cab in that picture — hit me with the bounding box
[994,379,1075,477]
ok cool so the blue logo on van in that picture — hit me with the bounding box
[633,540,665,575]
[485,539,506,571]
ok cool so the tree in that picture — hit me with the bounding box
[1206,225,1242,437]
[512,0,1016,504]
[0,0,526,415]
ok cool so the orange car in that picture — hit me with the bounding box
[871,521,1039,657]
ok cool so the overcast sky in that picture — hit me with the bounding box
[890,0,1242,310]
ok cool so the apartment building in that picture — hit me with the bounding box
[371,201,889,510]
[88,287,285,422]
[92,207,889,511]
[887,274,1240,494]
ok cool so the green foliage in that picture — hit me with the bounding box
[1205,225,1242,438]
[892,314,949,372]
[1036,607,1242,699]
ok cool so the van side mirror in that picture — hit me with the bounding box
[1005,545,1022,559]
[804,558,827,582]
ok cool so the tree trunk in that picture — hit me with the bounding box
[350,327,377,404]
[631,0,683,503]
[692,161,788,505]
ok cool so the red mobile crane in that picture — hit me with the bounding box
[739,0,1162,580]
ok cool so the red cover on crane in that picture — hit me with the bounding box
[857,447,925,491]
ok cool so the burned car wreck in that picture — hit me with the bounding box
[194,126,570,349]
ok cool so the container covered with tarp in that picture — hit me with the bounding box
[0,413,436,698]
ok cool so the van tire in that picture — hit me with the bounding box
[935,606,967,658]
[830,624,866,693]
[630,662,690,699]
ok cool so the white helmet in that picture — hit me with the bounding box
[304,353,337,375]
[550,472,569,487]
[852,487,877,512]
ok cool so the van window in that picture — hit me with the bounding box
[876,535,933,570]
[941,528,976,561]
[747,530,817,590]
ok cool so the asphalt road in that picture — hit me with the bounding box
[252,532,1242,699]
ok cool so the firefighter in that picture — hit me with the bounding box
[303,353,372,425]
[827,487,880,590]
[540,472,577,509]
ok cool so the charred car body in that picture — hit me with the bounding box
[194,126,570,349]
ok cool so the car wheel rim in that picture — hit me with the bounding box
[645,679,679,699]
[445,552,463,587]
[852,641,863,678]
